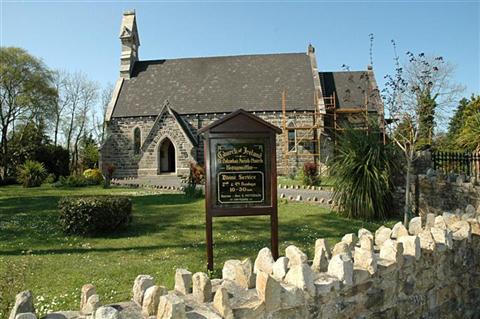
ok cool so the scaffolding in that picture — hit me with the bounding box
[281,89,381,169]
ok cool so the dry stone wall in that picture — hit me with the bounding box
[10,204,480,319]
[414,173,480,218]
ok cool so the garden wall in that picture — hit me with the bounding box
[10,205,480,319]
[414,173,480,218]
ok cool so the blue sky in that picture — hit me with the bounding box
[1,1,479,103]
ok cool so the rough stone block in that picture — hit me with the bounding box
[418,229,436,251]
[408,217,422,235]
[358,228,373,241]
[341,233,357,250]
[132,275,154,306]
[450,221,471,241]
[312,239,330,273]
[284,264,315,296]
[285,245,308,267]
[80,284,96,314]
[213,287,233,319]
[327,253,353,286]
[331,242,350,257]
[175,269,192,295]
[254,247,275,275]
[398,235,421,260]
[255,271,281,312]
[222,258,255,289]
[279,283,305,309]
[95,306,119,319]
[379,239,404,265]
[375,226,392,247]
[157,293,187,319]
[359,234,374,252]
[142,285,167,317]
[9,290,35,319]
[314,273,340,295]
[353,247,377,275]
[272,257,289,281]
[391,222,409,239]
[192,272,212,303]
[425,213,436,230]
[434,215,447,230]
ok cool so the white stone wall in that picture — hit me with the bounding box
[12,204,480,319]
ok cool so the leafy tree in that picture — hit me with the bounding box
[456,95,480,152]
[80,134,99,169]
[0,47,56,179]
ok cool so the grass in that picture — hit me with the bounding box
[278,174,336,187]
[0,184,397,316]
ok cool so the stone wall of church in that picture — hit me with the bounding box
[101,113,196,178]
[102,111,333,178]
[182,111,332,176]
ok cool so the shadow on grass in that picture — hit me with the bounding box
[0,193,204,245]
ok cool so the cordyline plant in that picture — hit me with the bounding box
[382,41,462,225]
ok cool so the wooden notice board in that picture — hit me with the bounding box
[199,109,281,271]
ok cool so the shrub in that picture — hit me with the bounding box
[103,163,116,188]
[83,168,104,185]
[44,173,56,184]
[54,175,96,188]
[302,162,320,186]
[330,127,398,220]
[183,162,204,198]
[58,196,132,236]
[17,160,47,187]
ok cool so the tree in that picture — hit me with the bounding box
[383,42,462,225]
[61,72,98,172]
[0,47,56,179]
[456,95,480,152]
[403,52,463,149]
[50,70,70,146]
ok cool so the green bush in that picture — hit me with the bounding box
[58,196,132,236]
[83,168,104,184]
[44,173,56,184]
[302,162,320,186]
[330,128,398,220]
[54,175,97,188]
[17,160,47,187]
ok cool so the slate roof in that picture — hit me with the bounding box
[111,53,317,117]
[319,71,383,112]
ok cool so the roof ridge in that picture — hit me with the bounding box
[137,52,306,63]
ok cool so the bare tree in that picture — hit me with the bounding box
[383,41,463,225]
[50,70,70,146]
[91,83,113,145]
[61,72,98,172]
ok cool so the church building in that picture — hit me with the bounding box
[101,11,384,178]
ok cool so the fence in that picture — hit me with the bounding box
[432,151,480,178]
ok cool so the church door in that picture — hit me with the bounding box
[159,138,176,173]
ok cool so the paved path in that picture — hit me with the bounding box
[112,176,333,204]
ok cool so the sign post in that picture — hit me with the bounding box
[199,109,281,271]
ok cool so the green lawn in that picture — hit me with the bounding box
[0,184,395,316]
[278,174,336,187]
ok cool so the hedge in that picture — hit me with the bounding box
[58,196,132,236]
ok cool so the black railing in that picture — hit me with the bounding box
[432,151,480,177]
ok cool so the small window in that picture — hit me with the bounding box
[288,129,296,152]
[133,127,141,154]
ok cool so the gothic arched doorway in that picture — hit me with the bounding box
[158,138,176,173]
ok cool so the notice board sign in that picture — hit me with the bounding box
[215,141,267,206]
[199,109,281,271]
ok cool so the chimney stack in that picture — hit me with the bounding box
[119,10,140,79]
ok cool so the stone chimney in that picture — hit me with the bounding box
[306,44,325,114]
[119,10,140,79]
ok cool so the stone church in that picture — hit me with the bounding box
[101,11,384,178]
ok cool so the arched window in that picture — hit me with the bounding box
[287,120,296,152]
[133,127,141,155]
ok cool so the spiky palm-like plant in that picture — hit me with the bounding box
[330,128,398,220]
